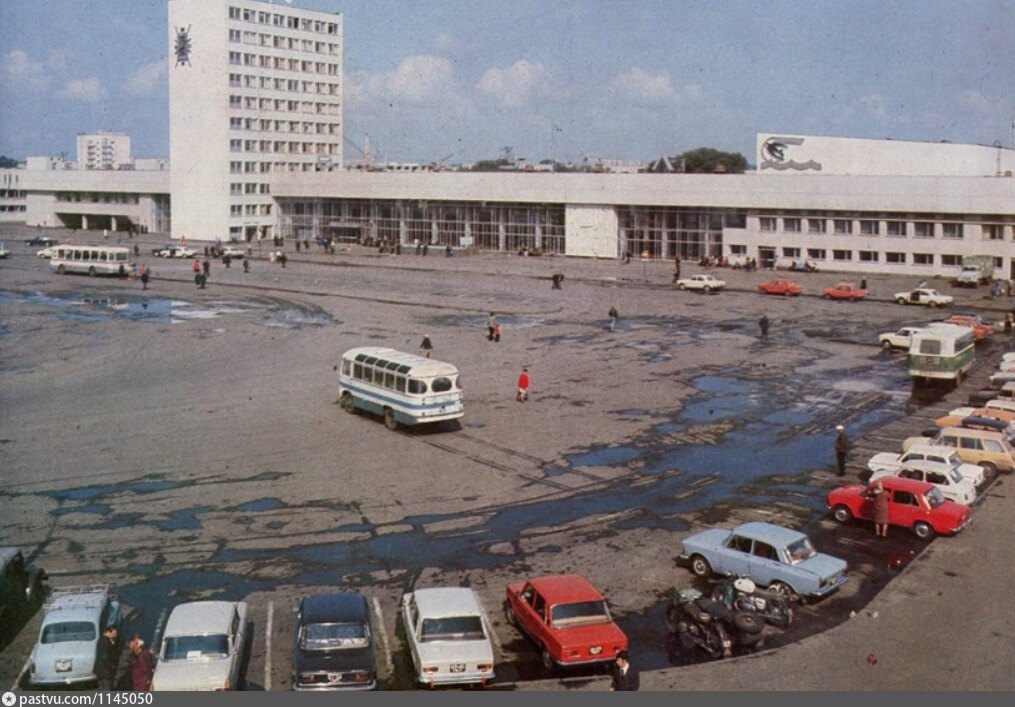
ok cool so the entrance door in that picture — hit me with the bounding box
[759,246,776,269]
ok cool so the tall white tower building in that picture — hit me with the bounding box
[168,0,343,243]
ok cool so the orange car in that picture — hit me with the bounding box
[942,315,992,341]
[821,282,866,301]
[935,407,1015,428]
[758,278,803,296]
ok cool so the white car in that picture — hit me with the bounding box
[878,326,924,350]
[152,601,248,691]
[220,245,246,258]
[156,246,196,258]
[0,243,9,259]
[401,587,495,688]
[676,274,726,292]
[28,586,121,687]
[868,443,985,486]
[893,288,953,307]
[870,462,977,505]
[990,370,1015,388]
[36,246,57,258]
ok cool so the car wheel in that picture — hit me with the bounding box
[896,297,907,304]
[340,393,356,414]
[881,340,893,350]
[383,407,398,431]
[913,521,934,540]
[540,648,554,671]
[504,602,518,628]
[931,302,941,308]
[832,505,852,523]
[702,286,711,293]
[822,294,831,299]
[769,581,800,604]
[689,554,712,578]
[979,462,997,476]
[677,283,686,290]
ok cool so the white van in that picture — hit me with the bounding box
[907,323,975,383]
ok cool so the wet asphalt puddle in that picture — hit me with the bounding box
[0,289,335,329]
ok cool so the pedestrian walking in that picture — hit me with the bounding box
[551,271,564,290]
[420,334,433,359]
[609,650,639,691]
[608,305,619,332]
[242,257,250,273]
[487,312,498,342]
[202,258,210,277]
[868,480,890,538]
[93,624,119,691]
[759,314,770,337]
[672,256,681,283]
[278,252,287,268]
[516,367,530,402]
[834,424,849,476]
[140,265,149,290]
[133,244,139,256]
[860,276,868,291]
[493,323,501,342]
[128,636,154,691]
[192,259,200,276]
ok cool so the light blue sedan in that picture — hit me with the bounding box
[678,521,848,602]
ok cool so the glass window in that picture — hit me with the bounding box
[807,219,826,234]
[833,219,852,235]
[914,222,934,238]
[832,250,852,261]
[858,251,879,262]
[408,380,427,395]
[782,247,800,257]
[807,248,826,260]
[783,218,801,233]
[860,220,879,236]
[913,253,934,265]
[886,252,906,263]
[163,635,229,660]
[886,221,906,237]
[550,601,609,628]
[919,339,942,355]
[893,491,918,506]
[727,535,752,553]
[942,223,963,239]
[419,616,485,641]
[42,622,96,644]
[431,377,453,393]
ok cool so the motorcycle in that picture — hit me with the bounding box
[664,587,766,660]
[710,577,794,629]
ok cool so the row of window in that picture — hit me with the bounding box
[228,73,339,96]
[230,183,272,196]
[0,204,26,212]
[228,6,340,36]
[346,359,458,397]
[55,193,140,204]
[228,29,339,55]
[230,204,273,217]
[229,115,340,136]
[758,216,982,238]
[230,161,328,175]
[228,51,339,76]
[229,139,340,155]
[0,190,26,198]
[228,93,341,116]
[735,245,1002,267]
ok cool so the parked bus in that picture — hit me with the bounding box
[908,323,975,384]
[50,245,130,277]
[338,347,463,430]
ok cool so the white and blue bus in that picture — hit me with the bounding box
[338,347,463,430]
[50,245,130,277]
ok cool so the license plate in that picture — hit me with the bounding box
[55,659,72,672]
[449,664,466,673]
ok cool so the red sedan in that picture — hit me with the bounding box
[758,278,803,296]
[821,282,867,301]
[826,476,970,539]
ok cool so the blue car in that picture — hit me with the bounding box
[678,521,848,601]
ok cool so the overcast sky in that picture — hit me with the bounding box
[1,0,1013,164]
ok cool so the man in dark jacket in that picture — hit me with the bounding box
[94,624,119,691]
[835,425,849,476]
[609,650,639,691]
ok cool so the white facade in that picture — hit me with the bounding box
[757,132,1015,177]
[168,0,343,243]
[0,169,27,223]
[76,132,131,170]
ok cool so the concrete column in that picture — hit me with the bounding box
[498,210,506,252]
[82,214,88,230]
[111,216,118,231]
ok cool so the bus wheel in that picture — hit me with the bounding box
[383,408,398,431]
[57,264,66,275]
[341,393,356,414]
[88,266,96,277]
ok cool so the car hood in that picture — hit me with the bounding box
[957,463,985,484]
[153,658,232,691]
[295,647,374,675]
[31,641,94,679]
[867,452,901,471]
[798,553,848,579]
[416,639,493,665]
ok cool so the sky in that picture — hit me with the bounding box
[1,0,1013,165]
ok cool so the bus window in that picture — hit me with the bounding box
[919,339,941,355]
[342,361,351,375]
[353,363,363,378]
[384,372,394,388]
[454,376,462,390]
[431,377,453,393]
[396,376,406,393]
[408,380,427,395]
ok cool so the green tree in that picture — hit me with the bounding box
[677,148,748,174]
[0,155,20,168]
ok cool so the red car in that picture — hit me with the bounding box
[826,475,971,539]
[758,278,803,296]
[504,574,627,670]
[821,282,867,301]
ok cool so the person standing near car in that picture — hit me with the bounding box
[609,650,639,691]
[834,425,849,476]
[128,636,154,691]
[869,480,890,538]
[94,624,119,691]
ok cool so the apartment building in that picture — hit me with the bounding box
[76,132,131,170]
[168,0,343,243]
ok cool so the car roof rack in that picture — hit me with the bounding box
[43,584,111,610]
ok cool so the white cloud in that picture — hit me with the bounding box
[59,77,106,102]
[348,54,453,104]
[0,49,63,91]
[435,33,476,56]
[477,60,554,108]
[611,68,701,104]
[125,60,166,96]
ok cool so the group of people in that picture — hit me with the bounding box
[94,625,155,692]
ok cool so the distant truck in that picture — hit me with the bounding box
[955,255,994,287]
